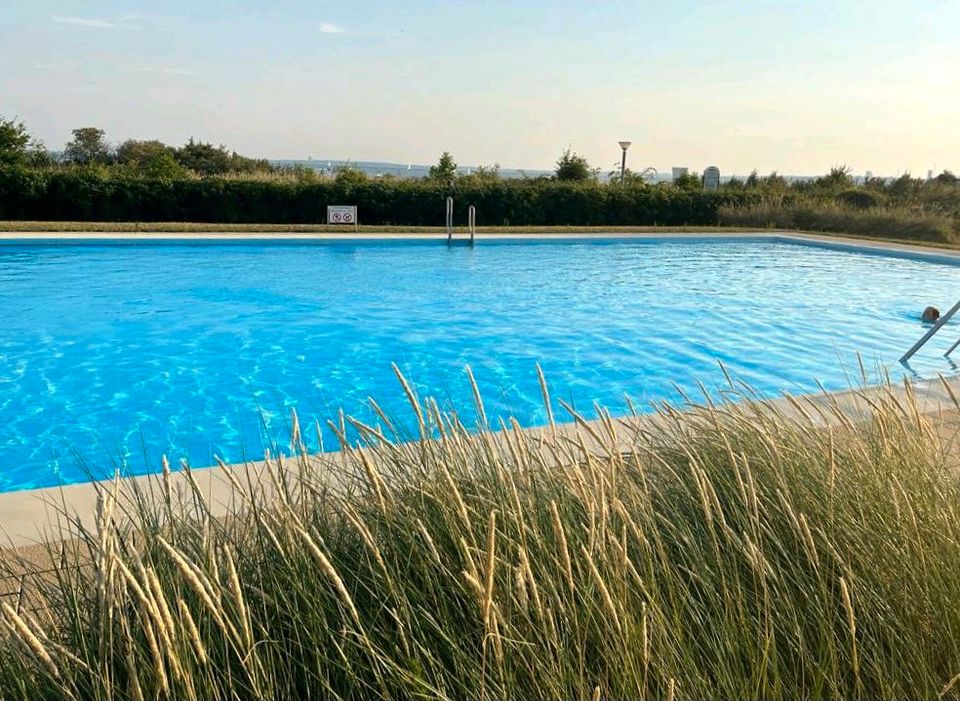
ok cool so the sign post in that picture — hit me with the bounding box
[327,205,359,232]
[702,166,721,191]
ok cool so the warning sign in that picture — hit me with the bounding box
[327,205,358,226]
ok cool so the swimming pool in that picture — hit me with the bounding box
[1,235,958,491]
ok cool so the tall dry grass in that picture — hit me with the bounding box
[1,371,960,700]
[719,201,958,244]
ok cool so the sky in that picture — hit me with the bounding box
[1,0,959,176]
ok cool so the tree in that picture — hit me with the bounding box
[888,173,920,199]
[673,171,701,191]
[762,171,788,191]
[64,127,111,165]
[114,139,186,179]
[116,139,173,165]
[174,139,271,175]
[605,167,650,186]
[175,139,233,175]
[428,152,458,186]
[141,151,188,180]
[934,170,958,185]
[814,165,853,191]
[471,164,501,181]
[227,151,271,173]
[555,148,595,182]
[0,117,31,166]
[334,164,368,186]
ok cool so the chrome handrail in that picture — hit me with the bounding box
[900,299,960,362]
[446,196,454,242]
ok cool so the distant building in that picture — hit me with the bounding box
[672,167,688,181]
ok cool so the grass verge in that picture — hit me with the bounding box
[0,221,754,234]
[1,373,960,699]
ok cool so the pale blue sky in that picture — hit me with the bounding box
[2,1,958,174]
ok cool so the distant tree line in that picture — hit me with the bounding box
[0,115,957,233]
[0,117,272,177]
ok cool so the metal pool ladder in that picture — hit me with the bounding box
[900,300,960,362]
[445,197,476,245]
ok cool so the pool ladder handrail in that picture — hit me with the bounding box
[446,196,454,241]
[900,299,960,363]
[445,197,476,244]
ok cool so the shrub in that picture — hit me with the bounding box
[718,200,957,243]
[837,188,884,210]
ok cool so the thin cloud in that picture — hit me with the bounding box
[50,14,141,29]
[143,66,195,77]
[318,22,400,38]
[51,15,116,29]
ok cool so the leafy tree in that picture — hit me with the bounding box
[471,164,500,181]
[762,171,788,191]
[863,175,888,192]
[115,139,187,179]
[116,139,173,165]
[605,168,651,187]
[888,173,920,199]
[141,152,188,180]
[934,170,958,185]
[814,165,853,191]
[175,139,233,175]
[555,148,595,182]
[334,164,368,186]
[0,116,50,167]
[64,127,111,165]
[174,139,270,175]
[673,171,702,191]
[428,152,458,186]
[228,151,272,173]
[0,117,31,166]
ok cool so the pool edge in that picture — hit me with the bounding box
[1,230,958,265]
[1,375,957,552]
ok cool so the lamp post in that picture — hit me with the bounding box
[618,141,631,185]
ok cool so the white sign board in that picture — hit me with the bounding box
[703,166,720,191]
[327,205,358,226]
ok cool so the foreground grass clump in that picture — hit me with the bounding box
[2,377,960,700]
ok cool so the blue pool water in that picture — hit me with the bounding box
[1,236,958,491]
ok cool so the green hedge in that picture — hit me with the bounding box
[0,167,757,226]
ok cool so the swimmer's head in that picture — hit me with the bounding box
[922,306,941,323]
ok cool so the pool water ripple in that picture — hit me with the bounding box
[0,237,957,491]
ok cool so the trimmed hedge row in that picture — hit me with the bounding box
[0,168,758,226]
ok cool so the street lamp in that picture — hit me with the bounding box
[618,141,631,185]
